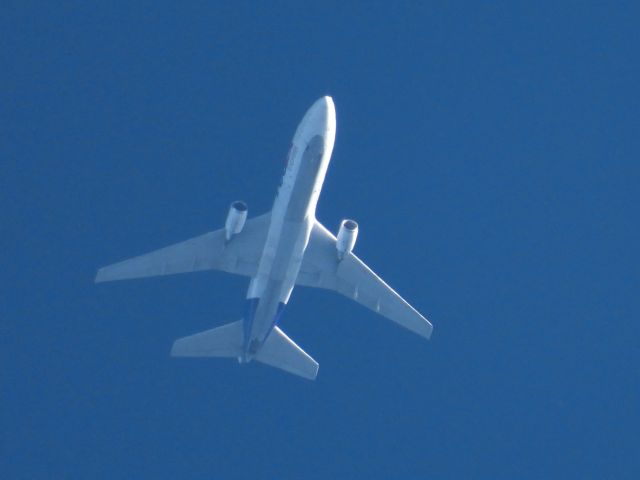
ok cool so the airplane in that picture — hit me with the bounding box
[95,96,433,380]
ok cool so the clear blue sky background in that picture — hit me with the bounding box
[2,2,638,479]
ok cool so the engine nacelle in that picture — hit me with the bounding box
[225,201,248,241]
[336,219,358,260]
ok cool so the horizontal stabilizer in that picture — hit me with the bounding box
[171,320,243,358]
[255,327,319,380]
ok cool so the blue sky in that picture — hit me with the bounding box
[3,2,639,478]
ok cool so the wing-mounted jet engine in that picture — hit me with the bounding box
[336,219,358,260]
[225,201,248,241]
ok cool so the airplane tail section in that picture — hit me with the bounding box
[255,327,319,380]
[171,320,243,358]
[170,322,318,380]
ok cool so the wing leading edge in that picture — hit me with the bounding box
[297,220,433,339]
[95,213,270,283]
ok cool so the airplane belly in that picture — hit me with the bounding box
[285,135,326,222]
[249,218,311,343]
[244,129,331,353]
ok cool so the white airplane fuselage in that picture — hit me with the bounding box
[241,96,336,360]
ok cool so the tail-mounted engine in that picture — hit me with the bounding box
[336,219,358,260]
[225,201,248,241]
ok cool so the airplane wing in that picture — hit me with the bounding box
[95,213,270,283]
[296,220,433,339]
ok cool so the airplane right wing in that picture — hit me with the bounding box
[95,213,270,283]
[296,220,433,339]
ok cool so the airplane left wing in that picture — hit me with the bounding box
[95,213,270,283]
[297,220,433,339]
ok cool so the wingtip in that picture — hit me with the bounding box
[94,268,105,283]
[169,336,188,357]
[422,321,434,340]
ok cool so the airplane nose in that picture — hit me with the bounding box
[306,96,335,133]
[293,96,337,145]
[315,95,333,111]
[308,96,327,119]
[314,96,334,119]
